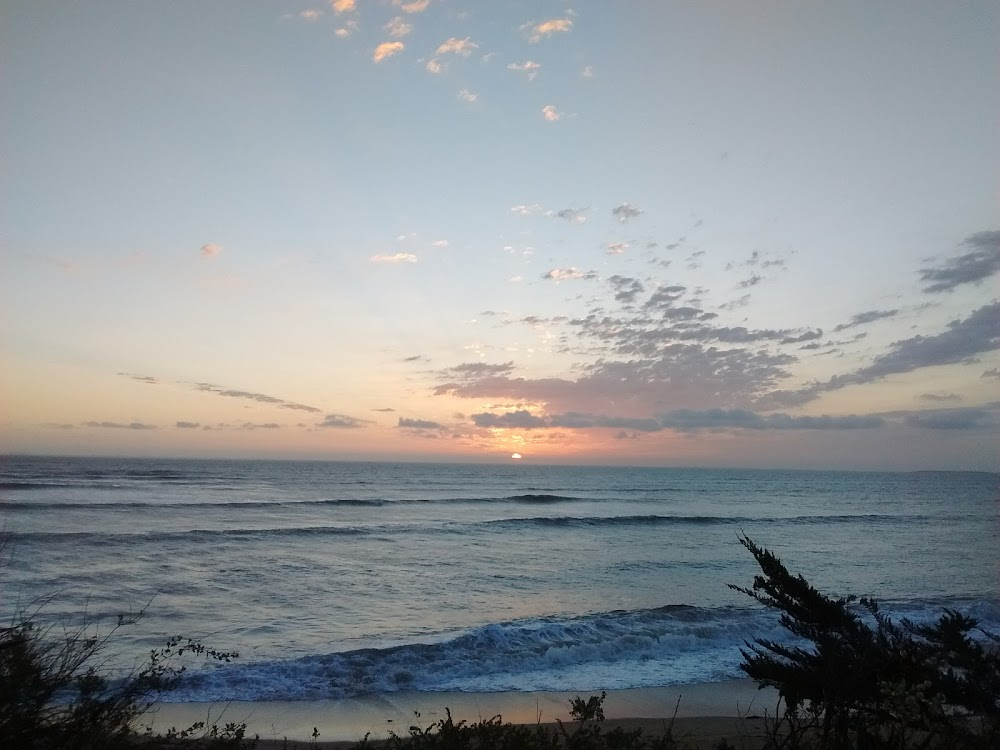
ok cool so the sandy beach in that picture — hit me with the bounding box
[146,679,780,747]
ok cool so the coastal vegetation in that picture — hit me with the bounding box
[2,536,997,749]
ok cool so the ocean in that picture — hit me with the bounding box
[1,455,997,703]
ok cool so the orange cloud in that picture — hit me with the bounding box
[373,41,405,63]
[394,0,429,13]
[330,0,355,14]
[526,18,572,43]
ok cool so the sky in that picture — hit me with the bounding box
[1,1,998,469]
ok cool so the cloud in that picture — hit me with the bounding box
[607,275,644,304]
[904,408,994,430]
[194,382,322,413]
[555,207,586,224]
[468,408,884,433]
[659,409,884,432]
[833,309,899,332]
[373,42,405,63]
[240,422,281,430]
[581,65,594,79]
[457,89,478,103]
[318,413,367,428]
[398,417,446,430]
[606,242,629,255]
[442,361,515,377]
[372,407,396,412]
[370,252,417,263]
[436,37,477,57]
[200,243,222,258]
[176,421,200,429]
[738,275,762,289]
[334,20,358,38]
[330,0,355,13]
[780,330,824,345]
[543,268,597,281]
[118,372,159,384]
[394,0,429,12]
[832,303,1000,386]
[541,105,563,122]
[524,18,573,43]
[612,203,643,222]
[425,58,443,74]
[983,368,1000,381]
[511,204,544,216]
[765,303,1000,406]
[84,421,157,430]
[472,410,547,428]
[385,16,412,38]
[919,230,1000,293]
[298,9,323,21]
[917,392,962,403]
[431,239,449,248]
[507,60,541,80]
[549,413,662,432]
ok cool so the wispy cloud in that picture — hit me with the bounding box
[608,275,644,304]
[398,417,447,430]
[541,105,563,122]
[425,59,443,74]
[385,16,412,38]
[373,41,405,63]
[581,65,594,79]
[766,302,1000,407]
[436,37,477,57]
[833,309,899,332]
[372,407,397,412]
[201,243,222,258]
[330,0,355,14]
[917,392,962,402]
[612,203,643,222]
[523,18,573,43]
[543,268,597,281]
[555,207,586,223]
[176,421,201,428]
[507,61,541,80]
[318,413,368,428]
[457,89,478,103]
[370,252,417,263]
[511,203,545,216]
[468,408,884,433]
[298,9,323,21]
[194,383,322,413]
[394,0,429,13]
[118,372,159,385]
[920,230,1000,293]
[84,421,157,430]
[904,408,994,430]
[606,242,629,255]
[334,20,358,38]
[659,409,884,432]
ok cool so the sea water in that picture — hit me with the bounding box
[1,456,997,702]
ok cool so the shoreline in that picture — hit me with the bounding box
[145,679,780,744]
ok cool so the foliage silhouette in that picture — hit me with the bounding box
[731,534,1000,749]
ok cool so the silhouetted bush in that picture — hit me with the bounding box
[0,604,254,749]
[731,534,1000,749]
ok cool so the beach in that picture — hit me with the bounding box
[2,457,997,747]
[146,679,780,746]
